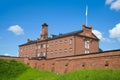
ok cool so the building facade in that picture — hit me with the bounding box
[19,23,99,58]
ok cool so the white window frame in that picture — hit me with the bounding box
[69,39,72,44]
[37,53,40,57]
[37,45,40,49]
[69,48,72,53]
[43,44,46,48]
[85,40,89,49]
[85,50,90,54]
[43,52,46,56]
[64,49,67,53]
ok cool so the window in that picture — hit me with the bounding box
[47,44,49,48]
[85,50,90,54]
[64,39,67,43]
[64,49,67,53]
[37,53,40,57]
[69,48,72,53]
[43,44,46,48]
[41,44,43,48]
[50,50,53,54]
[43,52,46,56]
[59,49,62,53]
[55,50,58,54]
[59,40,62,44]
[69,39,72,44]
[47,51,49,54]
[85,40,89,49]
[37,45,40,49]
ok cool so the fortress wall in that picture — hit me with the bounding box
[0,49,120,74]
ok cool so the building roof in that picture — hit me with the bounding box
[19,30,82,47]
[49,30,82,39]
[19,27,99,47]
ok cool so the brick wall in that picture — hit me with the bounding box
[0,49,120,74]
[27,49,120,74]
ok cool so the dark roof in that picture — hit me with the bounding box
[49,30,82,39]
[19,40,37,47]
[19,29,99,47]
[19,30,82,47]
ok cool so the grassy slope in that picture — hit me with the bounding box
[0,59,29,80]
[0,59,120,80]
[16,68,57,80]
[58,69,120,80]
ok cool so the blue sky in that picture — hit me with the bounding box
[0,0,120,56]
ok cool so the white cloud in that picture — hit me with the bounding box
[8,25,24,35]
[109,23,120,42]
[4,53,9,56]
[106,0,114,4]
[92,30,110,42]
[106,0,120,11]
[92,30,103,40]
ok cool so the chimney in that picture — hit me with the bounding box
[40,23,48,40]
[27,38,30,42]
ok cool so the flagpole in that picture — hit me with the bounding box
[86,5,88,26]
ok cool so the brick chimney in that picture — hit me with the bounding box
[40,23,48,40]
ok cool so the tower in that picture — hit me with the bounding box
[40,23,48,40]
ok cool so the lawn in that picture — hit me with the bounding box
[0,59,120,80]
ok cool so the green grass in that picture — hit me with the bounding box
[0,59,29,80]
[0,58,120,80]
[57,69,120,80]
[16,68,57,80]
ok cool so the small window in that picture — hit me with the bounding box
[59,40,62,44]
[85,50,90,54]
[51,50,53,54]
[69,39,72,44]
[69,48,72,53]
[41,44,43,48]
[64,49,67,53]
[43,44,46,48]
[85,40,89,49]
[47,44,49,48]
[37,45,40,49]
[64,39,67,43]
[55,50,58,54]
[37,53,40,57]
[43,52,46,56]
[59,49,62,53]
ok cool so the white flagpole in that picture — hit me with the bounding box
[86,5,88,26]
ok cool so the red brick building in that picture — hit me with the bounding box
[19,23,99,59]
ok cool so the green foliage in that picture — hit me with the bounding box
[0,59,29,80]
[0,58,120,80]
